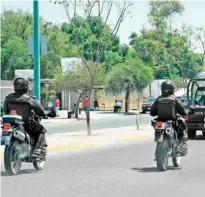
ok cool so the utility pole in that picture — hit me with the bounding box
[33,0,41,101]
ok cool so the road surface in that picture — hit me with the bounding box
[1,133,205,197]
[43,113,153,134]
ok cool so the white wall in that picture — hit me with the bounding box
[142,79,167,98]
[61,89,96,110]
[1,87,14,103]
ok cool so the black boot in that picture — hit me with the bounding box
[176,139,188,156]
[32,146,47,159]
[31,132,47,159]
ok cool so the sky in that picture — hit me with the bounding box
[1,0,205,46]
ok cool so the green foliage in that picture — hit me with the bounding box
[1,2,204,95]
[61,16,121,64]
[1,9,77,79]
[105,59,154,95]
[148,0,185,30]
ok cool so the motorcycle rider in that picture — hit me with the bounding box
[3,77,55,159]
[150,80,187,156]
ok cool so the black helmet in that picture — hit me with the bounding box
[13,77,29,92]
[161,80,175,95]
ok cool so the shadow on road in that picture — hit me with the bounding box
[131,166,182,173]
[1,169,39,177]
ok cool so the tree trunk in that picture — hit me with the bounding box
[86,88,92,136]
[125,88,130,113]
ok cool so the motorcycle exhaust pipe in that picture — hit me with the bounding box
[164,127,174,138]
[13,130,26,142]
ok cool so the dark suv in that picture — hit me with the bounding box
[141,97,156,113]
[185,78,205,139]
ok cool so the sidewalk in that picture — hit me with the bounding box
[42,110,137,123]
[0,125,154,156]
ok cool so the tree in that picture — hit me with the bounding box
[148,0,185,32]
[105,59,154,112]
[52,60,105,118]
[1,9,77,79]
[129,1,202,83]
[52,0,133,135]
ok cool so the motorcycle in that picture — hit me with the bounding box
[1,110,55,175]
[151,116,183,171]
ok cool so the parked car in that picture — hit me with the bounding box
[141,97,156,113]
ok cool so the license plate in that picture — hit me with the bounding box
[1,135,11,145]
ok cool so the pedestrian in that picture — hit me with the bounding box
[47,100,53,111]
[78,100,82,115]
[71,103,77,117]
[54,97,60,117]
[94,98,99,111]
[83,95,89,114]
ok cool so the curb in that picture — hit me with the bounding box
[0,133,153,159]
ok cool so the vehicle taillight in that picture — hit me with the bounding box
[3,123,11,130]
[185,114,188,121]
[10,110,16,115]
[156,121,163,127]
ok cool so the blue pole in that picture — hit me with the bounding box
[33,0,41,101]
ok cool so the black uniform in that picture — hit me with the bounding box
[4,91,48,158]
[150,95,186,118]
[150,80,188,156]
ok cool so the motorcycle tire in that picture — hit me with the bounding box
[4,140,22,175]
[156,140,169,171]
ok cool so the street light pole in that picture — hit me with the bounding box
[33,0,41,102]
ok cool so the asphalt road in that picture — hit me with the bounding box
[1,134,205,197]
[43,114,153,134]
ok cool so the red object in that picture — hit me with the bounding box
[83,97,89,107]
[10,110,16,115]
[3,123,11,130]
[156,121,163,127]
[185,114,189,121]
[54,99,60,107]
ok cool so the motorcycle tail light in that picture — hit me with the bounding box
[156,121,163,127]
[3,123,11,130]
[10,110,16,115]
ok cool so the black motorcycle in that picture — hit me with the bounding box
[1,110,55,175]
[151,116,183,171]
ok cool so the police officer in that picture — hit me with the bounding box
[150,80,187,156]
[4,77,55,159]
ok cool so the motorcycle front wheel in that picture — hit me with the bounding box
[4,141,22,175]
[156,139,170,171]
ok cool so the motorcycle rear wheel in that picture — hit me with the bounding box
[156,140,169,171]
[4,141,22,175]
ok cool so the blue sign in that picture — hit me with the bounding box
[28,35,48,55]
